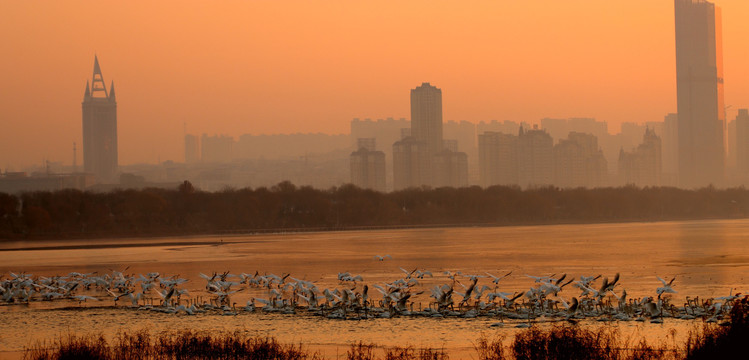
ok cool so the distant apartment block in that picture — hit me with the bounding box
[735,109,749,177]
[201,134,234,163]
[661,114,679,185]
[518,126,554,188]
[478,131,518,187]
[392,137,428,190]
[443,139,458,152]
[444,121,476,152]
[553,132,607,188]
[541,117,608,143]
[618,128,662,187]
[184,134,200,164]
[727,116,737,171]
[477,120,530,137]
[432,149,469,188]
[411,83,444,159]
[350,117,408,153]
[356,138,376,152]
[235,133,349,160]
[350,138,386,192]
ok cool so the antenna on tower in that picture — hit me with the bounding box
[73,142,78,173]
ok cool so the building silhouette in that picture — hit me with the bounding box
[553,132,607,188]
[201,134,234,163]
[82,56,118,183]
[184,134,200,164]
[350,138,386,192]
[432,149,469,188]
[727,114,737,172]
[478,131,518,187]
[661,114,679,185]
[391,83,468,189]
[350,117,409,155]
[411,83,444,159]
[675,0,725,187]
[392,136,428,190]
[518,126,553,188]
[618,128,662,187]
[541,118,609,144]
[735,109,749,178]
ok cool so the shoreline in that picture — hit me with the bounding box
[0,216,740,252]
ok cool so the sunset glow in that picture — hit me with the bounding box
[1,0,747,168]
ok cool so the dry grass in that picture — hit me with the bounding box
[684,297,749,359]
[475,335,506,360]
[23,300,749,360]
[346,342,448,360]
[24,330,321,360]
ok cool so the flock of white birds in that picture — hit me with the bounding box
[1,256,743,328]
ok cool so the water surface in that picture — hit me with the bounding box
[2,219,748,358]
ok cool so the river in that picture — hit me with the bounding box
[1,219,748,358]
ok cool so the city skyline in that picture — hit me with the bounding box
[2,1,748,169]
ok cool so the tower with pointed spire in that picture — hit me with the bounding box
[82,55,118,182]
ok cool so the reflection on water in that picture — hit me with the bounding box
[2,219,749,358]
[675,221,727,292]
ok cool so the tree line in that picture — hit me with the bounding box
[0,181,747,239]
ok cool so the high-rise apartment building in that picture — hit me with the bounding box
[735,109,749,177]
[618,128,663,187]
[675,0,725,187]
[410,83,444,159]
[82,56,118,183]
[350,117,409,153]
[185,134,200,164]
[350,138,386,192]
[553,132,607,188]
[478,131,518,187]
[518,126,553,188]
[662,114,679,185]
[201,134,234,163]
[391,83,468,189]
[432,150,468,188]
[392,137,428,191]
[540,118,608,144]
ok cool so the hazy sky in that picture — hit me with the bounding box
[1,0,747,169]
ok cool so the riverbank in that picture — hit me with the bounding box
[3,184,747,241]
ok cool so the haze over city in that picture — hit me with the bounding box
[6,2,749,359]
[2,0,748,169]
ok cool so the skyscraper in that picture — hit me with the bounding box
[82,56,118,182]
[674,0,725,187]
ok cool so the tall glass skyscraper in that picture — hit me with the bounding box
[674,0,725,187]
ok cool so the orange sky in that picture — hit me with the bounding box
[1,0,747,169]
